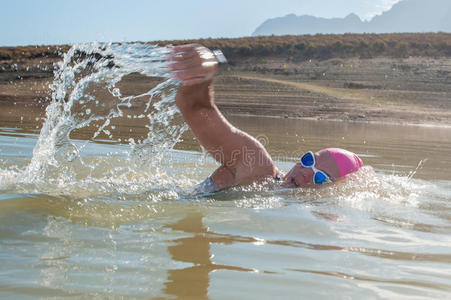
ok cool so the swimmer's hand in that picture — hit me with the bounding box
[168,44,219,86]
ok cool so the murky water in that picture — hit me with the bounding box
[1,43,451,299]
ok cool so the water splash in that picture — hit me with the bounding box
[407,158,428,180]
[219,165,432,211]
[19,42,187,193]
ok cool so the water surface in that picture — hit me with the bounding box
[1,116,450,299]
[0,43,450,299]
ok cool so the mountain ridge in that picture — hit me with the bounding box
[253,0,451,36]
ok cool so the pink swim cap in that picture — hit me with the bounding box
[324,148,363,178]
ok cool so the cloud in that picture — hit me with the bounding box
[361,0,402,20]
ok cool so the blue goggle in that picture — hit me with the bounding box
[300,151,332,185]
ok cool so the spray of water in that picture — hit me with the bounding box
[15,42,190,196]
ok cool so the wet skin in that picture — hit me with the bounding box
[170,44,340,191]
[282,149,340,188]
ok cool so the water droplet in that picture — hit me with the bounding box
[112,88,121,97]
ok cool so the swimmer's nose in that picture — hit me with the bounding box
[283,169,315,188]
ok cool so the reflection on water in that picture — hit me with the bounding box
[163,212,211,299]
[162,211,267,299]
[39,216,73,290]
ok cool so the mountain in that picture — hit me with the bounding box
[252,0,451,36]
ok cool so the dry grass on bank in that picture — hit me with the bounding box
[2,33,451,63]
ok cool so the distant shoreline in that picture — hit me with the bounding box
[1,33,451,127]
[2,32,451,61]
[221,112,451,129]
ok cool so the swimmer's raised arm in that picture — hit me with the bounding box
[169,44,278,190]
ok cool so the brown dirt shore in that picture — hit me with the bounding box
[1,52,451,127]
[213,55,451,126]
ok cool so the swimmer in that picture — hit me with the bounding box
[169,44,364,192]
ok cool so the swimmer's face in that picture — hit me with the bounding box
[282,149,340,188]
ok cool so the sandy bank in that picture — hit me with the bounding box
[1,52,451,127]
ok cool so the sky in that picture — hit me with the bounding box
[0,0,401,46]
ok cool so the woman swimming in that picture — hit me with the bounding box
[169,44,364,192]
